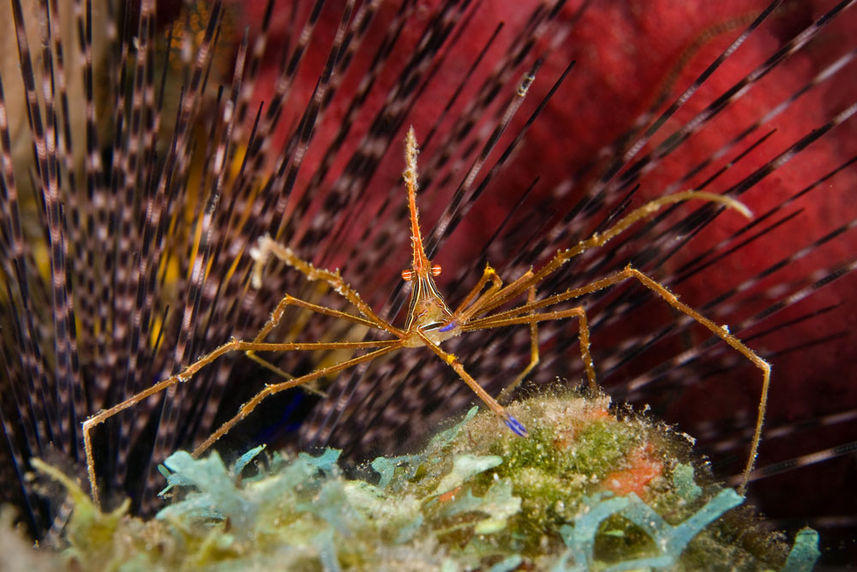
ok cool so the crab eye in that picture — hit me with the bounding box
[431,263,442,276]
[401,269,414,281]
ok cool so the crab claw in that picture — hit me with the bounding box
[504,414,528,437]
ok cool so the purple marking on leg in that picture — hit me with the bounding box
[504,415,528,437]
[439,321,457,333]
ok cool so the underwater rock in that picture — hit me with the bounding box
[31,392,817,570]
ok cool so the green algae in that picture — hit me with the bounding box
[28,391,816,570]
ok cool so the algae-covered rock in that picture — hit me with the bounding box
[25,392,818,570]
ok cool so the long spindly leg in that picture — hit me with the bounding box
[83,338,399,508]
[463,304,598,396]
[191,342,402,456]
[451,263,503,320]
[458,267,536,322]
[416,330,528,437]
[244,288,383,394]
[245,352,328,398]
[615,265,770,495]
[250,235,401,334]
[497,286,540,403]
[461,262,692,327]
[525,191,752,288]
[453,191,753,324]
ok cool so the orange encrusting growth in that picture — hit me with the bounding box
[602,443,663,499]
